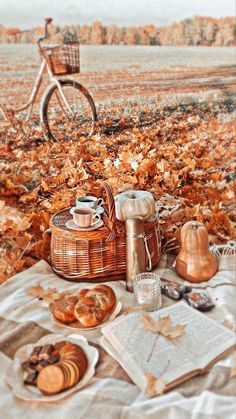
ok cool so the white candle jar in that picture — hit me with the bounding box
[133,272,162,312]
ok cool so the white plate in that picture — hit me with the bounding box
[65,218,104,231]
[70,206,105,215]
[49,301,122,331]
[5,334,99,402]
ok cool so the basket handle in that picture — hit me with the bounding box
[102,182,116,242]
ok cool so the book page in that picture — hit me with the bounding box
[100,336,149,392]
[101,301,236,391]
[102,304,199,388]
[170,302,236,368]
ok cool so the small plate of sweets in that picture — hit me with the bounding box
[49,284,122,331]
[5,334,98,402]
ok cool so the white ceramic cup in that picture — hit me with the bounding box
[76,196,103,210]
[73,208,101,228]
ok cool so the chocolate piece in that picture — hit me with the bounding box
[29,345,42,363]
[184,286,192,294]
[38,344,54,360]
[161,284,181,300]
[24,371,38,386]
[35,360,50,372]
[183,292,215,311]
[50,349,59,356]
[48,354,60,364]
[161,282,192,300]
[21,361,38,374]
[36,354,60,372]
[174,283,192,294]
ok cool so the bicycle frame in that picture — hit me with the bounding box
[0,52,75,124]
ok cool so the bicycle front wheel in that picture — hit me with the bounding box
[41,79,97,141]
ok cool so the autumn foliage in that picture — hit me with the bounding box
[0,95,235,283]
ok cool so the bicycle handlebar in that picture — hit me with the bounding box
[38,17,53,48]
[45,18,53,24]
[44,17,53,38]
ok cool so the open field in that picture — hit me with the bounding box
[0,45,235,106]
[0,45,235,281]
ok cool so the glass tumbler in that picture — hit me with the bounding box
[133,272,162,312]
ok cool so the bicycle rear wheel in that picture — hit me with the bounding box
[40,79,97,141]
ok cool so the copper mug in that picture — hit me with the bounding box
[73,208,100,228]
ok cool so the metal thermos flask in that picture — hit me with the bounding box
[125,217,146,292]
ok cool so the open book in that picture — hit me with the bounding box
[101,301,236,394]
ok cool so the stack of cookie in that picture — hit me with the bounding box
[22,341,88,395]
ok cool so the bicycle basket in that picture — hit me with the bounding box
[42,43,80,76]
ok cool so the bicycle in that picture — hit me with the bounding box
[0,18,97,141]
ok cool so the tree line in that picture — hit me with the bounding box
[0,16,235,46]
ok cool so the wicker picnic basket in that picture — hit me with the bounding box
[50,183,161,282]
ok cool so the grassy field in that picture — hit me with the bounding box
[0,45,235,106]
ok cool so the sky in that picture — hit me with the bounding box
[0,0,235,29]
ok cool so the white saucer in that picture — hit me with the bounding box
[70,206,104,216]
[66,218,104,231]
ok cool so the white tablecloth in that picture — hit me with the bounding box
[0,253,235,419]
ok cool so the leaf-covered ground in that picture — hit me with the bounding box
[0,45,235,282]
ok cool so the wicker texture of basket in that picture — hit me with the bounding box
[42,43,80,76]
[50,183,161,282]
